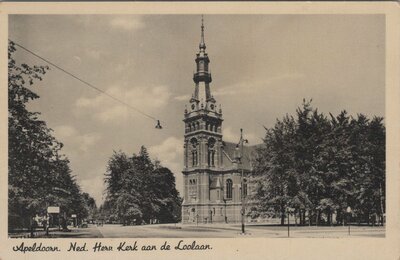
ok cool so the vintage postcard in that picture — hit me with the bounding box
[0,2,399,260]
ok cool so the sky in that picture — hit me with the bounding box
[9,14,385,206]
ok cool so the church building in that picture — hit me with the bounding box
[181,19,257,224]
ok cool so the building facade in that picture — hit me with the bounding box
[181,19,256,224]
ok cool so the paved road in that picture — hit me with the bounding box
[39,224,385,238]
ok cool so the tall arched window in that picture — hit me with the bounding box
[226,179,233,199]
[191,138,198,166]
[207,138,216,167]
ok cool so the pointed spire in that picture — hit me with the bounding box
[199,15,206,50]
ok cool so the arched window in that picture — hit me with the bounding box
[191,138,198,166]
[243,179,248,198]
[226,179,233,199]
[196,121,200,130]
[207,138,216,167]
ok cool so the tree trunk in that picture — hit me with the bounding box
[379,182,385,226]
[327,210,331,226]
[299,210,304,226]
[316,210,320,226]
[281,211,285,226]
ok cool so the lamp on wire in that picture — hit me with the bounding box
[155,120,163,129]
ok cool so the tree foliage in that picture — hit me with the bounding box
[102,146,182,225]
[8,41,95,230]
[252,100,385,225]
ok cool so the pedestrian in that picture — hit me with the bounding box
[30,218,37,238]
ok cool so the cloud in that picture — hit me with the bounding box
[73,56,82,65]
[174,72,304,101]
[86,49,102,60]
[79,175,106,206]
[149,136,183,168]
[79,133,102,152]
[149,137,184,195]
[212,87,239,97]
[174,94,190,101]
[75,85,171,123]
[215,72,306,97]
[109,16,145,31]
[53,125,101,153]
[54,125,78,138]
[222,127,258,144]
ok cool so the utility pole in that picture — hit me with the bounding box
[235,128,248,234]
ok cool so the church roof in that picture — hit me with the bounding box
[221,141,263,171]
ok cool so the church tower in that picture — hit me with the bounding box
[182,17,255,224]
[183,17,224,173]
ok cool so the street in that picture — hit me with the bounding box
[28,224,385,238]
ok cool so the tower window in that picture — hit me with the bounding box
[207,138,216,167]
[189,178,197,200]
[191,138,198,166]
[192,151,197,166]
[226,179,233,200]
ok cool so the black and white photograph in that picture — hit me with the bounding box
[1,2,400,260]
[7,13,387,238]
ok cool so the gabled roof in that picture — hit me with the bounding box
[221,141,263,171]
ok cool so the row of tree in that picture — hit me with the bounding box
[8,41,96,231]
[100,147,182,225]
[250,100,385,226]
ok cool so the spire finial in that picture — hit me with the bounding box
[199,15,206,50]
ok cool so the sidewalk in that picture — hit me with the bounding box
[9,227,70,238]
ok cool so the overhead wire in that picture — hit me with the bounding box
[9,39,163,126]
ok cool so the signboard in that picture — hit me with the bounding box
[47,206,60,214]
[71,214,77,218]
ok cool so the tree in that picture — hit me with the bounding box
[252,100,385,226]
[102,146,182,224]
[8,41,89,231]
